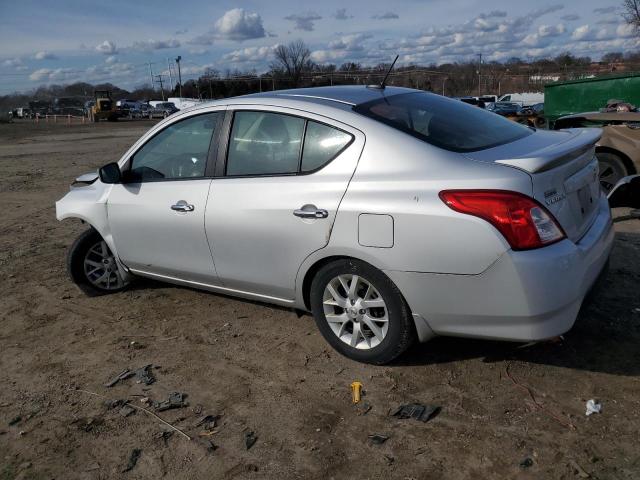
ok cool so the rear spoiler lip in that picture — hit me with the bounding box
[495,128,602,173]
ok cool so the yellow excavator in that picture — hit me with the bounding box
[89,90,117,122]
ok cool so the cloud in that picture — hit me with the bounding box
[372,12,399,20]
[478,10,507,19]
[34,51,57,60]
[190,8,266,44]
[215,8,265,41]
[561,14,580,21]
[594,6,616,14]
[105,56,118,64]
[538,24,565,37]
[284,12,322,31]
[222,45,279,63]
[95,40,117,55]
[2,57,28,70]
[131,38,181,51]
[333,8,352,20]
[328,33,372,51]
[29,68,77,82]
[175,28,188,35]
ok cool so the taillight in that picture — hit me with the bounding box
[439,190,565,250]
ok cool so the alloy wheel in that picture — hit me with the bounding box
[83,240,125,290]
[322,274,389,349]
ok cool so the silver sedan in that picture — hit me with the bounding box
[56,86,614,364]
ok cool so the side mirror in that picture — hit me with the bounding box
[99,162,121,184]
[608,175,640,209]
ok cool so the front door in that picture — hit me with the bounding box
[205,107,364,300]
[108,111,224,284]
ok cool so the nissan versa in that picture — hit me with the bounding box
[55,86,614,364]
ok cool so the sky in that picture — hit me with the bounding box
[0,0,637,94]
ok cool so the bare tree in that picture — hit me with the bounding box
[271,40,311,86]
[623,0,640,32]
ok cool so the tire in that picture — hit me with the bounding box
[67,228,129,296]
[310,258,416,364]
[597,151,628,193]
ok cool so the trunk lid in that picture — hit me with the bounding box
[464,128,603,242]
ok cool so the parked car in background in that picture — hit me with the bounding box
[148,102,178,118]
[487,101,522,116]
[498,92,544,106]
[56,86,613,364]
[555,111,640,192]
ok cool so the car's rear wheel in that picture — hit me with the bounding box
[310,259,416,364]
[68,228,129,296]
[597,151,628,193]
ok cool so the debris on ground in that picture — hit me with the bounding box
[350,381,363,404]
[356,401,372,416]
[384,455,394,465]
[128,341,145,350]
[244,430,257,450]
[569,459,591,478]
[156,429,174,446]
[154,392,187,412]
[105,365,155,387]
[368,433,389,445]
[391,403,441,423]
[119,404,136,417]
[194,414,219,434]
[8,415,21,426]
[134,365,155,385]
[519,457,534,469]
[105,369,135,387]
[585,399,602,416]
[122,448,141,473]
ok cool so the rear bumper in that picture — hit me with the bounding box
[387,195,614,342]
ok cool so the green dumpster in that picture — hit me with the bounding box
[544,72,640,126]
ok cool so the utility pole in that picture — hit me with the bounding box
[148,62,154,90]
[476,53,482,96]
[155,75,165,101]
[167,58,174,92]
[175,56,182,98]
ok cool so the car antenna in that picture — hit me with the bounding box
[368,55,399,90]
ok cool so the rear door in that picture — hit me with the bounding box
[108,110,224,283]
[205,107,364,300]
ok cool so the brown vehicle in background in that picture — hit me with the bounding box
[554,112,640,192]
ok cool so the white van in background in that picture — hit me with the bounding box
[498,92,544,106]
[167,97,203,110]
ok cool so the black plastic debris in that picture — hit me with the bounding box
[154,392,187,412]
[134,365,155,386]
[105,369,135,388]
[119,405,136,417]
[368,433,389,445]
[8,416,21,426]
[391,403,441,423]
[195,414,219,431]
[105,365,155,387]
[156,429,174,446]
[122,449,141,473]
[520,457,534,469]
[244,431,257,450]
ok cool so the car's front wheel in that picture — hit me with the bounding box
[68,228,129,296]
[310,259,416,364]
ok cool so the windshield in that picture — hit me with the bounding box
[354,92,532,152]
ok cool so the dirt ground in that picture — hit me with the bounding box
[0,119,639,480]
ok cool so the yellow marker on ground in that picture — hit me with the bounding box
[350,381,363,404]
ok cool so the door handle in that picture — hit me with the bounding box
[293,204,329,219]
[171,201,195,212]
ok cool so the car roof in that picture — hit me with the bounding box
[232,85,417,107]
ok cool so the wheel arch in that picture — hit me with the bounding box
[596,146,637,175]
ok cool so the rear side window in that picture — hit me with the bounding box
[227,111,304,176]
[301,121,352,172]
[226,112,353,176]
[354,92,531,152]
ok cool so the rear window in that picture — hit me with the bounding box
[354,92,532,152]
